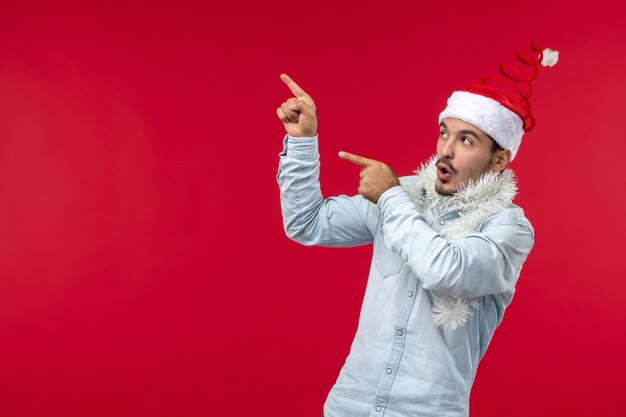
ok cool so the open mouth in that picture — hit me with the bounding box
[437,162,453,181]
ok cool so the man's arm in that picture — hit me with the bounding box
[277,134,377,247]
[275,74,377,247]
[377,186,534,299]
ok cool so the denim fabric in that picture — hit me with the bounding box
[277,134,534,417]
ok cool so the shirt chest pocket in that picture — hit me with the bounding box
[374,227,405,278]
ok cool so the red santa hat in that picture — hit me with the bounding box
[438,43,559,160]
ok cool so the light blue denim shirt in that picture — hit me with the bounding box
[276,134,534,417]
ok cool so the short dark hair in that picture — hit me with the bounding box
[490,136,504,154]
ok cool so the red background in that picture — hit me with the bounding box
[1,1,625,416]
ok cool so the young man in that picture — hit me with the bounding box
[276,45,557,417]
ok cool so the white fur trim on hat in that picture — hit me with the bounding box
[438,91,524,160]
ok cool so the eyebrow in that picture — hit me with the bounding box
[439,122,481,140]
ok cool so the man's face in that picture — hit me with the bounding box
[435,118,509,196]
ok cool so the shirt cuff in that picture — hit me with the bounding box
[279,133,319,160]
[377,185,421,217]
[377,185,404,207]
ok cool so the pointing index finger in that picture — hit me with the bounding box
[338,151,377,167]
[280,73,310,98]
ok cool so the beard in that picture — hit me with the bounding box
[435,160,493,196]
[434,181,456,196]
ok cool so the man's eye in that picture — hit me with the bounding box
[461,136,473,145]
[439,131,448,138]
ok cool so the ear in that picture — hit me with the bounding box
[491,149,511,173]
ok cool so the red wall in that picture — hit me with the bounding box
[1,1,624,416]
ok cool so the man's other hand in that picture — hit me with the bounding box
[339,152,400,204]
[277,74,318,138]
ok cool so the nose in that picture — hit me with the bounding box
[439,136,455,159]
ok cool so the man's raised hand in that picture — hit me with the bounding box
[277,74,318,138]
[339,151,401,204]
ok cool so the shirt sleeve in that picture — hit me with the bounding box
[377,185,534,298]
[276,134,378,247]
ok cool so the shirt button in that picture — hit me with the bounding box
[396,329,403,336]
[407,291,414,297]
[439,219,446,225]
[386,368,392,375]
[375,406,382,412]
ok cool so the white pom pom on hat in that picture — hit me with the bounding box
[438,43,559,160]
[541,48,559,67]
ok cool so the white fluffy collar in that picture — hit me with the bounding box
[403,155,518,332]
[404,155,518,240]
